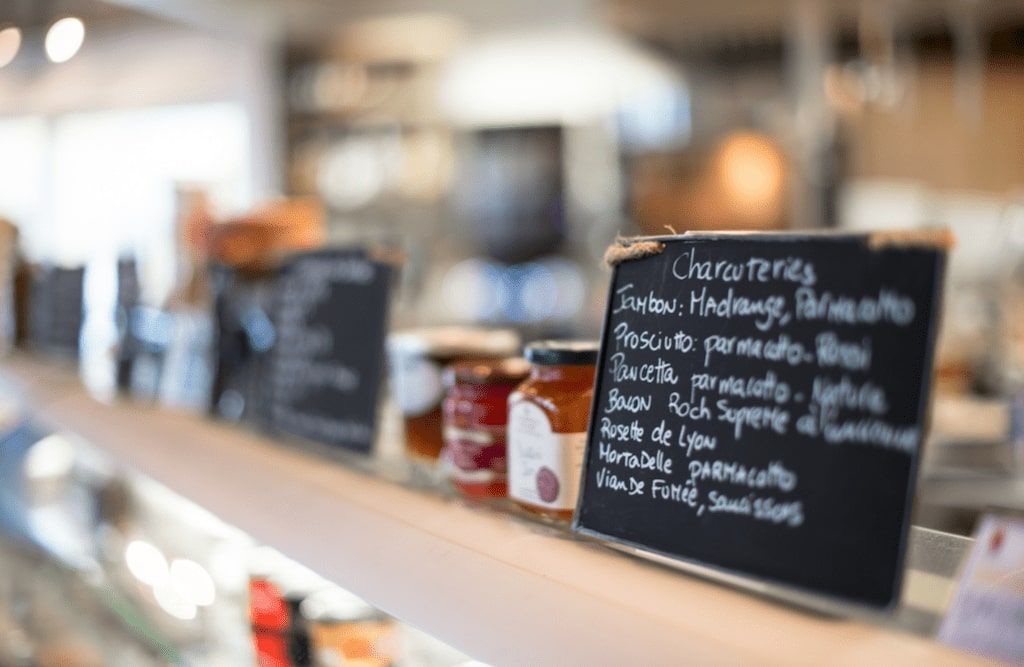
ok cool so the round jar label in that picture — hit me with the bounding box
[508,401,586,510]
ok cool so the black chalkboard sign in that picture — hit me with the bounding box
[28,265,84,356]
[267,248,394,453]
[574,232,948,608]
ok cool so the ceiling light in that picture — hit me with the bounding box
[45,17,84,64]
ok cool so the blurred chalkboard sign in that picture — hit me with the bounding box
[28,265,84,356]
[268,248,394,453]
[574,232,948,608]
[210,264,276,423]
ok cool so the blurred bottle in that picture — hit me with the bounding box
[249,575,312,667]
[152,189,217,411]
[301,589,399,667]
[113,257,140,393]
[249,576,296,667]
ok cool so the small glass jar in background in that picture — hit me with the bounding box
[508,341,598,521]
[386,328,519,463]
[248,575,305,667]
[441,358,530,499]
[300,588,399,667]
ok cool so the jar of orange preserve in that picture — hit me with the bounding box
[507,341,598,521]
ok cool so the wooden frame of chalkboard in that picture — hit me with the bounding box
[573,231,949,609]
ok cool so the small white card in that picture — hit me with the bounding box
[939,514,1024,663]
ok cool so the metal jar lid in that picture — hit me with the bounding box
[445,357,531,386]
[524,340,599,366]
[387,326,520,360]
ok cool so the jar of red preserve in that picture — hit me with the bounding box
[441,358,530,498]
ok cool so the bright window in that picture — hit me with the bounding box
[0,102,251,303]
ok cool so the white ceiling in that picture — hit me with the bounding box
[14,0,1024,48]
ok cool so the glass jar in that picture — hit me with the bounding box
[386,328,519,462]
[441,358,530,499]
[248,576,295,667]
[508,341,598,520]
[300,589,399,667]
